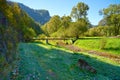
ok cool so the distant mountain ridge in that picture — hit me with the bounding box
[18,3,51,25]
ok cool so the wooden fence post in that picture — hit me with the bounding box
[46,39,49,44]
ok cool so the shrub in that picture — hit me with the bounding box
[99,38,107,49]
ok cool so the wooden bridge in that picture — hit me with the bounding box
[25,37,76,44]
[31,37,73,40]
[25,37,101,44]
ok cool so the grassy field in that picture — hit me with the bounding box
[15,42,120,80]
[74,38,120,55]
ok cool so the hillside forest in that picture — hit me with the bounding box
[0,0,120,80]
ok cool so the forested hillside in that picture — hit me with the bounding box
[0,0,42,79]
[18,3,51,25]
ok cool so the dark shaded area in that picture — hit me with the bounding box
[105,47,120,50]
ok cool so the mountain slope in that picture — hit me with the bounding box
[18,3,51,25]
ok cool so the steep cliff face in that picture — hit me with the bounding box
[18,3,51,25]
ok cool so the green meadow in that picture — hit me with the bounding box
[74,38,120,55]
[15,42,120,80]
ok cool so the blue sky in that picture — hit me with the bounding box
[10,0,120,25]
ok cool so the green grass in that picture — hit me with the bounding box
[16,42,120,80]
[74,38,120,55]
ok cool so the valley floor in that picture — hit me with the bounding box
[12,42,120,80]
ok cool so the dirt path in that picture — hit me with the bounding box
[57,42,120,64]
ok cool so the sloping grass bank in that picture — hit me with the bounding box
[74,38,120,55]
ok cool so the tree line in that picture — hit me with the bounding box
[41,2,120,38]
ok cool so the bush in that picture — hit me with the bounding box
[99,38,107,49]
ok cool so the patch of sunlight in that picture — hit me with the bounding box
[36,43,73,53]
[36,43,51,50]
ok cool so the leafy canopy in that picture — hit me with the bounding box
[70,2,89,21]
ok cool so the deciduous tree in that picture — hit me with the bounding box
[43,15,61,35]
[70,2,89,21]
[101,4,120,36]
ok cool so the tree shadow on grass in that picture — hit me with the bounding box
[104,47,120,50]
[17,42,120,80]
[103,47,120,55]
